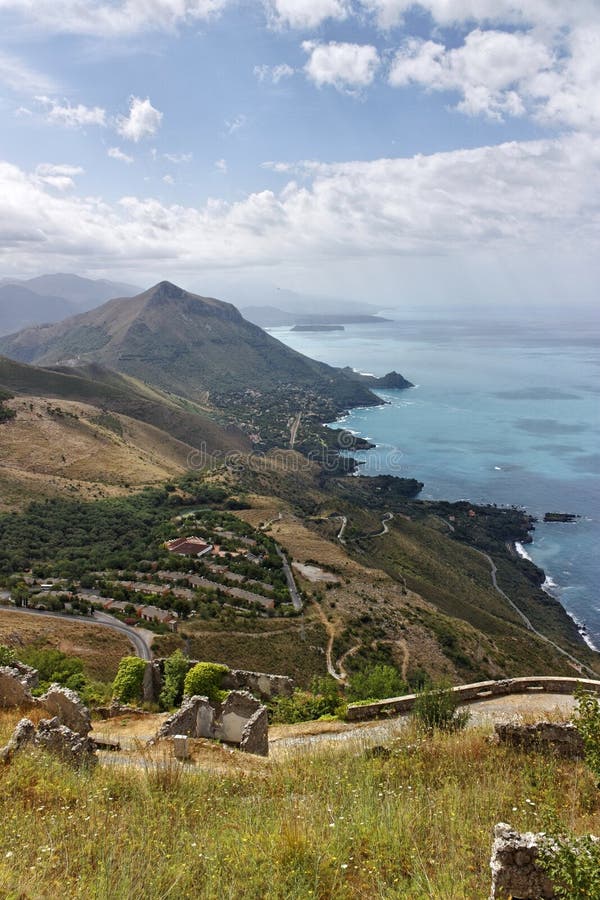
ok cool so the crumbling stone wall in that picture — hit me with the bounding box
[490,823,599,900]
[0,716,96,767]
[495,722,584,758]
[143,660,293,705]
[156,691,268,756]
[490,823,556,899]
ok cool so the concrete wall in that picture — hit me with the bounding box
[346,677,600,722]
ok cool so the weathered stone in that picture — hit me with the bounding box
[142,661,162,704]
[157,696,215,740]
[494,721,584,759]
[0,666,34,708]
[9,661,39,689]
[34,717,97,767]
[217,691,262,744]
[173,735,190,760]
[40,685,92,736]
[239,706,268,757]
[490,823,557,899]
[0,717,35,763]
[222,669,293,700]
[96,701,153,719]
[154,691,269,756]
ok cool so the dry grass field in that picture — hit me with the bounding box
[0,610,132,681]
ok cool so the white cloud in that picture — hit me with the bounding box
[215,158,228,173]
[1,134,598,278]
[37,96,106,128]
[0,0,230,37]
[164,152,192,163]
[359,0,598,30]
[254,63,295,83]
[162,174,175,184]
[303,41,380,91]
[388,26,600,128]
[225,113,246,134]
[389,30,552,120]
[0,51,57,95]
[116,96,163,142]
[108,146,134,163]
[265,0,350,29]
[34,162,84,190]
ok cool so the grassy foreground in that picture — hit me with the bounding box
[0,718,599,899]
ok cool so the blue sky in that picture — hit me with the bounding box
[0,1,599,309]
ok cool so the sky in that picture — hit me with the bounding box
[0,0,599,310]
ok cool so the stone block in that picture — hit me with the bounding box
[40,685,92,736]
[173,735,190,760]
[0,666,34,708]
[494,721,584,758]
[490,823,556,899]
[239,707,268,757]
[0,717,35,763]
[34,717,97,767]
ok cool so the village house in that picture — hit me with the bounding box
[165,536,213,557]
[138,605,178,630]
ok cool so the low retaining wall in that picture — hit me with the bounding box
[346,677,600,722]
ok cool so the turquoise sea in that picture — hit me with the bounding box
[272,312,600,648]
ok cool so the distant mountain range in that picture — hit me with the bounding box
[0,281,380,411]
[0,274,141,336]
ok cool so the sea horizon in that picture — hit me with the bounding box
[272,311,600,649]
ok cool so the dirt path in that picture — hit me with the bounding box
[289,413,302,449]
[336,643,362,681]
[310,597,344,682]
[474,549,597,678]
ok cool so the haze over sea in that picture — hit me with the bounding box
[273,311,600,649]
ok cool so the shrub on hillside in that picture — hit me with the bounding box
[0,643,16,666]
[412,681,470,732]
[270,676,342,724]
[112,656,147,704]
[159,649,191,710]
[539,830,600,899]
[183,662,228,702]
[573,687,600,783]
[347,664,406,702]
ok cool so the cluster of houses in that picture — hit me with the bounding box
[93,596,179,630]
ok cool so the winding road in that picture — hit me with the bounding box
[475,549,597,679]
[0,605,152,661]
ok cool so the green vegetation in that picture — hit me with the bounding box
[0,643,16,665]
[159,650,191,710]
[112,656,147,704]
[347,665,406,703]
[573,688,600,783]
[183,662,229,702]
[0,715,599,897]
[0,388,15,423]
[270,676,342,724]
[412,682,470,733]
[539,830,600,899]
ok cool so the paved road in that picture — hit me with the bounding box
[0,605,152,661]
[475,549,597,678]
[275,546,303,611]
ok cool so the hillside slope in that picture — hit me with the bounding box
[0,281,381,410]
[0,355,251,508]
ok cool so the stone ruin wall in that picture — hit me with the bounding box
[141,659,294,705]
